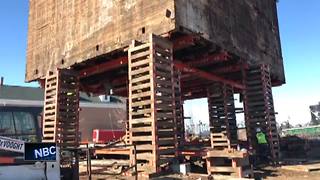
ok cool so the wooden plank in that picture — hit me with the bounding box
[131,91,152,99]
[129,43,151,52]
[130,50,151,60]
[206,149,247,158]
[158,148,175,155]
[131,58,151,69]
[155,63,171,73]
[131,109,152,116]
[158,139,175,146]
[131,75,151,84]
[156,86,173,94]
[136,152,154,160]
[131,117,152,124]
[131,136,153,141]
[132,100,152,107]
[131,66,151,76]
[132,82,151,91]
[209,166,236,173]
[135,144,154,151]
[131,127,153,132]
[157,112,173,119]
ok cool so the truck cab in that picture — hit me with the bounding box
[0,106,42,163]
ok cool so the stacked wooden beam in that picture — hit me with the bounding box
[128,34,177,175]
[244,64,280,160]
[207,83,238,149]
[206,149,252,178]
[174,71,185,148]
[42,69,80,178]
[206,83,252,178]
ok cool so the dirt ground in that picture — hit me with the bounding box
[79,160,320,180]
[80,167,320,180]
[255,166,320,180]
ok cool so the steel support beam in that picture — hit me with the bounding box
[79,57,128,78]
[174,62,245,90]
[186,51,230,67]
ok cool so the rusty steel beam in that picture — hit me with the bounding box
[213,64,248,74]
[78,54,244,91]
[183,90,208,100]
[174,61,245,90]
[173,34,198,50]
[186,51,231,67]
[79,56,128,78]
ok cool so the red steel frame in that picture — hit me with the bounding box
[78,58,245,91]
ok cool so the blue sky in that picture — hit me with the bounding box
[0,1,319,125]
[185,0,320,126]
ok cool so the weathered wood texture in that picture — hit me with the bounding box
[42,69,80,177]
[26,0,284,83]
[128,35,177,174]
[207,83,238,150]
[206,149,252,178]
[244,64,280,160]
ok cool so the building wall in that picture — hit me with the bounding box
[26,0,284,83]
[175,0,284,82]
[26,0,175,81]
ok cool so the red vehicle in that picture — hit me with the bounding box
[92,129,126,144]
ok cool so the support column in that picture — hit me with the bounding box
[128,34,177,175]
[207,83,238,149]
[206,83,252,178]
[43,69,80,179]
[173,71,185,148]
[244,64,280,160]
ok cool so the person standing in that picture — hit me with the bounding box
[255,127,270,164]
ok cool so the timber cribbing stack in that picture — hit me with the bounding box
[206,83,252,178]
[244,64,280,160]
[207,83,238,149]
[42,69,80,179]
[128,34,177,175]
[174,71,185,148]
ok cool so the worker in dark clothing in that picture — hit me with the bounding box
[255,127,270,164]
